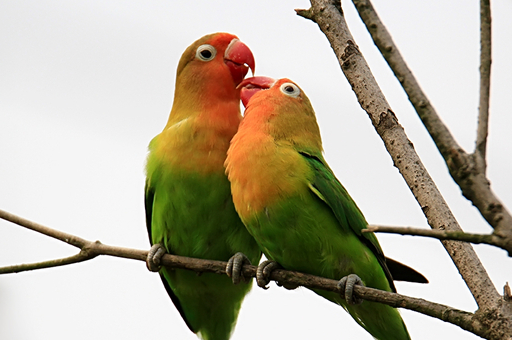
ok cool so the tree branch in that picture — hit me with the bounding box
[476,0,492,166]
[0,252,93,274]
[296,0,500,311]
[348,0,512,254]
[348,0,459,158]
[0,209,494,338]
[364,225,511,253]
[0,209,89,248]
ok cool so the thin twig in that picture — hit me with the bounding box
[364,225,511,253]
[0,209,88,248]
[476,0,492,166]
[348,0,512,253]
[0,252,92,274]
[349,0,459,156]
[0,209,486,337]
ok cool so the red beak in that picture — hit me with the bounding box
[238,76,276,107]
[224,39,256,86]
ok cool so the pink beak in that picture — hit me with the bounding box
[238,76,276,107]
[224,39,256,85]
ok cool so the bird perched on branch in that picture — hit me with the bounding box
[144,33,261,340]
[225,76,427,340]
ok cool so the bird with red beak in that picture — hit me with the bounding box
[144,33,260,340]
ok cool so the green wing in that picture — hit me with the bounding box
[144,179,155,243]
[302,153,427,285]
[299,151,396,291]
[144,179,195,333]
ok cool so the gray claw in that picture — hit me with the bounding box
[146,243,166,272]
[226,252,252,284]
[337,274,364,305]
[256,260,281,289]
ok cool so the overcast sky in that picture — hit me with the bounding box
[1,1,511,339]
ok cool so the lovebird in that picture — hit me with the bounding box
[144,33,261,340]
[225,77,426,340]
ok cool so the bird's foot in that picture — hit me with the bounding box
[226,252,252,284]
[146,243,166,272]
[337,274,364,305]
[256,261,298,290]
[256,260,282,289]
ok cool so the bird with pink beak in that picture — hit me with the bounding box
[227,76,427,340]
[145,33,260,340]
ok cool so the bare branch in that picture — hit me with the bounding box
[348,0,512,252]
[476,0,492,165]
[348,0,460,158]
[263,268,485,337]
[0,252,93,274]
[0,209,88,248]
[296,0,500,311]
[364,225,511,253]
[0,209,491,337]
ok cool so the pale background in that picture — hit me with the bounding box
[1,1,511,339]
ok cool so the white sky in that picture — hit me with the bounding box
[1,1,511,339]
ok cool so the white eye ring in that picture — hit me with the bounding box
[196,44,217,61]
[279,82,300,97]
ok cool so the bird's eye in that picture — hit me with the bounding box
[196,44,217,61]
[279,82,300,98]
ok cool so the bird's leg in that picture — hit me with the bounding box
[256,260,298,290]
[226,252,252,284]
[256,260,299,290]
[146,243,167,272]
[337,274,364,305]
[254,260,278,289]
[257,260,278,289]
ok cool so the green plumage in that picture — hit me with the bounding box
[226,77,413,340]
[144,33,260,340]
[145,161,260,340]
[239,153,410,340]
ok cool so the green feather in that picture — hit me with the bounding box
[146,161,260,340]
[240,152,410,340]
[300,151,396,292]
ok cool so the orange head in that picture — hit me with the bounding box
[237,76,323,154]
[172,33,255,110]
[164,32,256,129]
